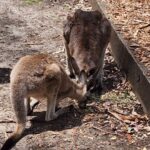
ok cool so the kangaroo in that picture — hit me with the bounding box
[1,53,87,150]
[63,9,111,95]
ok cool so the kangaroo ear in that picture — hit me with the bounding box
[93,10,102,21]
[79,70,87,84]
[75,9,82,15]
[67,15,73,22]
[74,9,82,20]
[63,15,74,44]
[100,18,111,39]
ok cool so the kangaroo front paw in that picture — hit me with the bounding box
[78,101,87,109]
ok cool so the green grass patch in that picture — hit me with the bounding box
[101,90,136,104]
[24,0,43,5]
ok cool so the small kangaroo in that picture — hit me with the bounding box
[63,9,111,95]
[1,53,87,150]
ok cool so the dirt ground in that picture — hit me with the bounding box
[0,0,150,150]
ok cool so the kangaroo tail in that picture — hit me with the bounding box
[1,123,25,150]
[1,83,26,150]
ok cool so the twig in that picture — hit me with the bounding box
[26,43,43,45]
[139,23,150,29]
[0,118,35,123]
[92,125,111,135]
[52,35,60,39]
[92,125,103,131]
[103,103,148,124]
[113,107,128,116]
[107,110,131,123]
[0,119,16,123]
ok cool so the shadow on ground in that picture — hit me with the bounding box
[20,104,101,138]
[0,68,11,84]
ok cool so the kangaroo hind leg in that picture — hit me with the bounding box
[45,85,70,122]
[25,97,39,116]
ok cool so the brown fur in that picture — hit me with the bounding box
[1,53,87,150]
[63,9,111,94]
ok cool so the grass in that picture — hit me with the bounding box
[101,90,136,104]
[24,0,43,5]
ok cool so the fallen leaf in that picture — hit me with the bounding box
[110,136,117,140]
[143,147,147,150]
[126,133,132,143]
[144,126,150,132]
